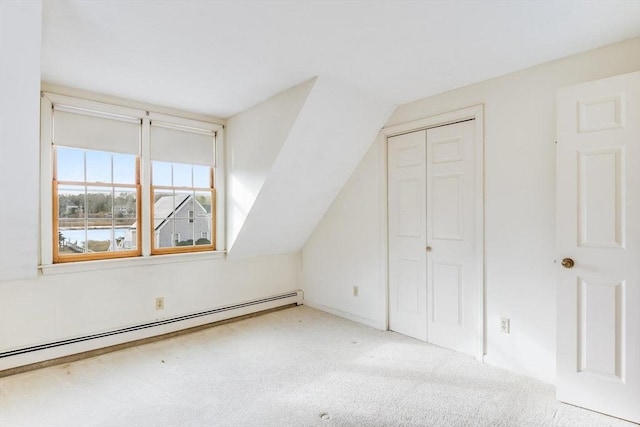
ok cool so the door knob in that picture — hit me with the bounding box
[561,258,575,269]
[426,246,432,252]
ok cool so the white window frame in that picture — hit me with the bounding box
[39,92,226,274]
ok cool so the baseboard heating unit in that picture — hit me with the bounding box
[0,290,303,373]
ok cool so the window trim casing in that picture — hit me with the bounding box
[39,92,225,269]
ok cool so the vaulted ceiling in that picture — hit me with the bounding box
[42,1,640,119]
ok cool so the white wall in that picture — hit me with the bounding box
[229,76,394,259]
[0,254,299,366]
[226,79,314,250]
[0,1,42,282]
[302,134,388,329]
[0,4,301,369]
[301,37,640,384]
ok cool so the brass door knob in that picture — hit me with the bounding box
[426,246,432,252]
[561,258,575,269]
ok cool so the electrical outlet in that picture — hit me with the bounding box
[353,286,359,297]
[500,317,510,334]
[156,297,165,310]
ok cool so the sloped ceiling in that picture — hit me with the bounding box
[42,1,640,118]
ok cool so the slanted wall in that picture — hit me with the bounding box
[227,76,394,259]
[226,79,315,250]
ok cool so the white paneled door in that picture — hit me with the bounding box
[388,130,428,341]
[556,71,640,423]
[426,121,477,357]
[388,119,478,357]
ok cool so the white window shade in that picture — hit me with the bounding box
[150,122,215,166]
[53,107,140,155]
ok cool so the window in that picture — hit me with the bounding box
[41,93,223,265]
[150,120,216,254]
[50,103,141,263]
[54,147,140,262]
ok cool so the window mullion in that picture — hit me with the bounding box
[140,116,151,256]
[83,185,88,254]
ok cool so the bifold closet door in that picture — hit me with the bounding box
[388,130,428,341]
[388,120,478,358]
[425,120,477,357]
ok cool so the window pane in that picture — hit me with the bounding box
[155,219,174,248]
[58,219,86,254]
[56,147,85,182]
[86,187,113,227]
[174,192,193,218]
[153,190,175,248]
[86,228,111,252]
[173,163,192,187]
[113,153,136,184]
[153,190,173,203]
[194,219,211,245]
[58,185,85,220]
[195,191,213,215]
[86,150,112,183]
[193,165,210,188]
[175,217,194,246]
[114,189,137,220]
[111,224,132,251]
[115,220,135,251]
[153,190,175,219]
[152,161,172,186]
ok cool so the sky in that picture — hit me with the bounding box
[56,146,210,188]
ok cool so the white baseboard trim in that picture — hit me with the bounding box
[303,299,385,330]
[483,353,555,385]
[0,290,302,371]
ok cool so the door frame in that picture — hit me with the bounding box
[381,104,485,360]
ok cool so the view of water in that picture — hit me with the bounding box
[60,228,128,244]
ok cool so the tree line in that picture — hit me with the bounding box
[59,191,137,219]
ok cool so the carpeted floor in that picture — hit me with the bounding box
[0,306,636,427]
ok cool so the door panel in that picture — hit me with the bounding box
[388,130,427,340]
[556,71,639,423]
[397,258,420,314]
[433,262,462,324]
[578,148,624,248]
[577,278,623,379]
[397,179,421,237]
[432,174,463,240]
[426,120,477,357]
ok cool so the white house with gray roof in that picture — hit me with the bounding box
[125,194,211,249]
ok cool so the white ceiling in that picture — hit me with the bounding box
[42,0,640,119]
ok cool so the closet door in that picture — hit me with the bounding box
[388,120,479,357]
[388,130,427,340]
[426,120,478,357]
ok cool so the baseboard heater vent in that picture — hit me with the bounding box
[0,291,300,359]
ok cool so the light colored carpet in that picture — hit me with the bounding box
[0,306,636,427]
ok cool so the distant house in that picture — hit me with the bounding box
[125,194,211,249]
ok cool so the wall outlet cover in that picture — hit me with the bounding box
[500,317,510,334]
